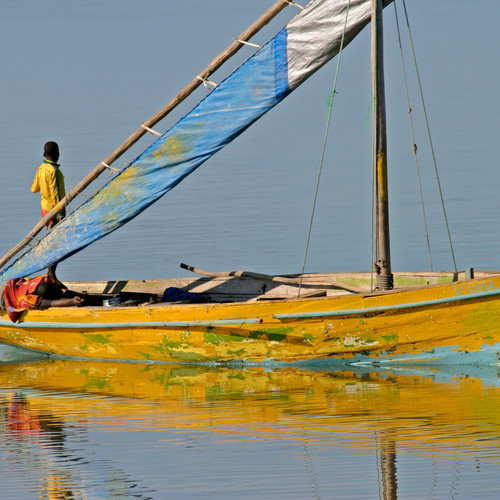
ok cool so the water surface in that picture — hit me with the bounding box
[1,361,499,499]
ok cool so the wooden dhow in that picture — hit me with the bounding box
[1,269,500,364]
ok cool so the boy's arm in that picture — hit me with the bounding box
[41,296,85,308]
[30,171,40,193]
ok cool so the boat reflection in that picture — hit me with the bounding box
[0,389,154,499]
[1,361,500,499]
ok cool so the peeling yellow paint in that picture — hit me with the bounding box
[1,274,500,363]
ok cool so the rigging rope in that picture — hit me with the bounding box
[298,0,351,297]
[393,1,433,271]
[400,0,457,272]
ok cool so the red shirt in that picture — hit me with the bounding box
[3,275,50,322]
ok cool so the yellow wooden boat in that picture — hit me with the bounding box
[1,1,500,365]
[1,269,500,364]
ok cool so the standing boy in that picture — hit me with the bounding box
[31,141,66,280]
[31,141,66,225]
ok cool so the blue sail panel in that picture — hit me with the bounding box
[0,30,289,282]
[0,0,380,283]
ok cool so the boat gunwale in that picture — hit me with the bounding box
[2,273,500,329]
[275,284,500,319]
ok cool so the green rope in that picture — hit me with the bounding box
[298,0,351,297]
[400,0,457,273]
[393,1,433,271]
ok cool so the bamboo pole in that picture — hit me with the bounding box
[0,0,292,271]
[180,263,367,293]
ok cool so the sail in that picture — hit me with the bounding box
[0,0,390,283]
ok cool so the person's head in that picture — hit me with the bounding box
[43,141,59,163]
[35,280,63,300]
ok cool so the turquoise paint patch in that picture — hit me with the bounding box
[170,351,207,362]
[158,336,185,348]
[86,377,111,390]
[250,327,294,342]
[226,348,246,357]
[81,332,112,344]
[204,330,224,345]
[382,333,399,343]
[203,329,248,344]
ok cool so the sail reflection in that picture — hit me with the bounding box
[1,361,500,499]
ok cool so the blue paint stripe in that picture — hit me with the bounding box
[274,286,500,319]
[0,317,263,329]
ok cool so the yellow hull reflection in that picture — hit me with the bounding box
[1,360,500,458]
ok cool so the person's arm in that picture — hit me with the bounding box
[50,296,85,307]
[38,296,85,308]
[30,171,40,193]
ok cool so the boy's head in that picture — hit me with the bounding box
[44,141,60,163]
[36,280,63,300]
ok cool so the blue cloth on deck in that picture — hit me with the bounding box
[162,287,206,303]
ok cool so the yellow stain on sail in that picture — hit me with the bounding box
[88,166,139,218]
[152,132,192,162]
[81,131,194,220]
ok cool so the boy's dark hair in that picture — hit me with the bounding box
[36,281,63,300]
[44,141,59,160]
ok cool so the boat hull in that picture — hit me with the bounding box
[1,273,500,365]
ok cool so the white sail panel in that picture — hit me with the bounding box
[287,0,373,90]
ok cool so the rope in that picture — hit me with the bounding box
[141,123,162,137]
[298,0,351,297]
[281,0,304,10]
[196,75,218,89]
[234,38,261,48]
[400,0,457,272]
[368,98,375,292]
[101,161,121,177]
[393,1,433,271]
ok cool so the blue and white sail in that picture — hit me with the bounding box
[0,0,389,282]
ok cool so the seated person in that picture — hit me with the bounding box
[0,275,84,322]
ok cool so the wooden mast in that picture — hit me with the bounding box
[372,0,393,290]
[0,0,290,272]
[380,439,398,500]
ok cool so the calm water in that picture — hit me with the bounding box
[2,1,500,498]
[1,361,500,499]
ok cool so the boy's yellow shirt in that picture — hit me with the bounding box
[31,160,65,211]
